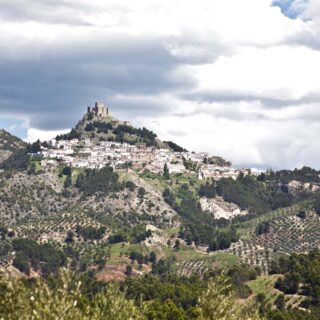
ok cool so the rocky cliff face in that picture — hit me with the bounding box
[200,196,248,220]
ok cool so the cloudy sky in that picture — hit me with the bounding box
[0,0,320,170]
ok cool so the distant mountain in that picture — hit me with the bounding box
[0,129,26,163]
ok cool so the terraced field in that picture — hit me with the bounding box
[224,203,320,274]
[15,212,105,243]
[176,253,238,277]
[247,274,306,309]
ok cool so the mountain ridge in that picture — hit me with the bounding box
[0,129,26,163]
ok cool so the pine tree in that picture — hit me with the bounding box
[163,163,170,179]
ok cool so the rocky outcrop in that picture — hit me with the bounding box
[200,196,248,220]
[287,180,320,193]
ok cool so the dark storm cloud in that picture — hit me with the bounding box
[0,7,236,131]
[108,96,173,117]
[0,0,234,131]
[0,35,199,130]
[0,63,192,130]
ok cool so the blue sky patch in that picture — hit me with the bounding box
[0,117,28,140]
[272,0,304,19]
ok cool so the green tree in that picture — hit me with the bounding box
[198,276,263,320]
[125,264,133,277]
[65,230,74,244]
[62,166,72,176]
[174,239,180,251]
[275,294,285,310]
[29,139,41,153]
[12,252,30,275]
[64,176,72,188]
[314,198,320,215]
[163,163,170,179]
[125,181,136,191]
[149,251,157,263]
[137,187,146,199]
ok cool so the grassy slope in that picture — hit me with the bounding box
[247,274,306,309]
[247,274,279,302]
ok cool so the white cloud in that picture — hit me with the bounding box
[141,103,320,170]
[299,0,320,20]
[189,45,320,101]
[24,128,70,143]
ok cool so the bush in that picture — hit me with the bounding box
[314,198,320,215]
[198,276,263,320]
[13,252,30,274]
[62,166,72,176]
[0,270,144,320]
[296,211,306,219]
[275,294,285,310]
[76,226,106,241]
[255,222,270,235]
[137,187,146,198]
[125,181,136,191]
[0,270,265,320]
[108,233,126,244]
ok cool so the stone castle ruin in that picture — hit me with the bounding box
[87,102,110,117]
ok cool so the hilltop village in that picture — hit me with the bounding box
[34,102,252,180]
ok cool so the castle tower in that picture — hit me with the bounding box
[95,102,109,117]
[87,102,110,117]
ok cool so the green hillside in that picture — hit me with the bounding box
[2,117,320,319]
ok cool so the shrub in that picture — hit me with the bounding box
[198,276,263,320]
[0,270,144,320]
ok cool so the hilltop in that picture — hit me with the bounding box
[56,102,184,152]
